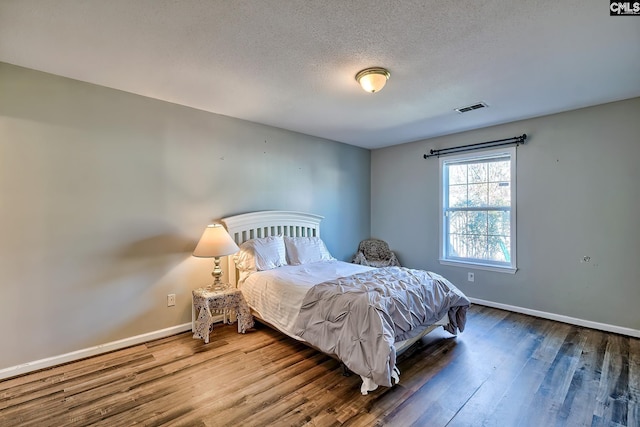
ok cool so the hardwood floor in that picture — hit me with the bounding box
[1,305,638,426]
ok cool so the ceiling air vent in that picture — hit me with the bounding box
[455,102,488,114]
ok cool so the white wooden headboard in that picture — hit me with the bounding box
[221,210,324,286]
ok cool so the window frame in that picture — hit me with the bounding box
[438,146,517,274]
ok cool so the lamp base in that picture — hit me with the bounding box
[207,256,229,291]
[207,282,229,292]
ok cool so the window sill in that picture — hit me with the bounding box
[438,259,517,274]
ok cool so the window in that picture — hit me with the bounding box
[439,147,517,273]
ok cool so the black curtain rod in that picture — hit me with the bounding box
[423,134,527,159]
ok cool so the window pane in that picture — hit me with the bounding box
[467,211,487,236]
[502,236,511,262]
[447,232,466,258]
[448,184,468,207]
[488,210,510,237]
[488,160,510,182]
[449,211,467,234]
[467,183,488,207]
[448,211,467,235]
[488,235,509,262]
[488,182,510,206]
[468,162,487,183]
[448,164,467,185]
[466,234,488,259]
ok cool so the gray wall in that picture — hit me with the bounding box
[0,62,370,370]
[372,98,640,332]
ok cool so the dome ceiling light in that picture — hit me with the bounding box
[355,67,390,93]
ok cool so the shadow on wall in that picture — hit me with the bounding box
[117,233,196,258]
[71,231,197,293]
[58,230,199,346]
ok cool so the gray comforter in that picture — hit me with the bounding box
[293,267,470,388]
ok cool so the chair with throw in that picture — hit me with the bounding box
[352,238,401,268]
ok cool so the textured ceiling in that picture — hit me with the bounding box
[1,1,639,149]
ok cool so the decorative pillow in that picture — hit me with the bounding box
[234,235,287,271]
[284,236,335,265]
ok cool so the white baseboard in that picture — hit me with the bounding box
[0,323,193,381]
[4,301,638,381]
[470,298,640,338]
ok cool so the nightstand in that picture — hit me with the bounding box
[192,286,254,344]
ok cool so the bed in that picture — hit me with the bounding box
[221,210,470,395]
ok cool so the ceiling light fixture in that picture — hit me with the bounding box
[355,67,390,93]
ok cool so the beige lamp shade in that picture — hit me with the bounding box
[193,224,239,258]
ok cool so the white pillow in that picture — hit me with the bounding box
[234,235,287,271]
[234,246,256,272]
[284,236,335,265]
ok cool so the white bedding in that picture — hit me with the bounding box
[240,260,373,338]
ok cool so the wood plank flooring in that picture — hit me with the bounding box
[1,305,638,426]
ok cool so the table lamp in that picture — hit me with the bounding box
[193,224,239,290]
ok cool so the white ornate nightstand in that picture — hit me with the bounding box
[192,286,254,344]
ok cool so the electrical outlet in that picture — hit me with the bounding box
[467,272,475,282]
[167,294,176,307]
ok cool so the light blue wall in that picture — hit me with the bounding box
[371,98,640,332]
[0,62,370,369]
